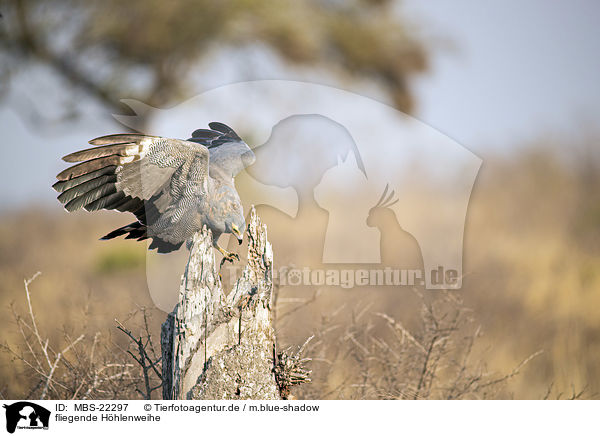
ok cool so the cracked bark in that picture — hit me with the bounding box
[161,207,280,400]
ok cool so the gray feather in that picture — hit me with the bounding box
[57,155,123,181]
[116,198,143,213]
[62,143,138,163]
[52,166,117,192]
[85,192,124,212]
[57,174,117,204]
[109,195,134,211]
[209,141,255,181]
[55,126,247,254]
[64,184,117,211]
[89,134,151,146]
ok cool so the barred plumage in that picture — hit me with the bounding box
[53,123,255,255]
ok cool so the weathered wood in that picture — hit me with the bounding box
[161,206,280,399]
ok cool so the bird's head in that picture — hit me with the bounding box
[216,185,245,244]
[228,215,245,245]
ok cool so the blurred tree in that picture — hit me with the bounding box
[0,0,428,121]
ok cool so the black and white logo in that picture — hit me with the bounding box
[2,402,50,433]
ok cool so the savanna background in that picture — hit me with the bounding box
[0,0,599,400]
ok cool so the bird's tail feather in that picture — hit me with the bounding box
[101,222,182,253]
[101,222,145,240]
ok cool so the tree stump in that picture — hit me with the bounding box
[161,207,281,399]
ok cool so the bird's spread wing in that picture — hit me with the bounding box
[188,122,255,182]
[53,134,209,222]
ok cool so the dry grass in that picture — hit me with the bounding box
[287,291,542,400]
[0,272,161,400]
[0,140,599,399]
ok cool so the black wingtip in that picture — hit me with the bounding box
[208,122,241,140]
[208,121,230,132]
[100,228,126,240]
[190,129,221,140]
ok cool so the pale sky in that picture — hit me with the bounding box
[1,1,599,209]
[405,0,600,149]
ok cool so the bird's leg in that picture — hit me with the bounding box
[216,243,240,269]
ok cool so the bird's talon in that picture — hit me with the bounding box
[224,252,238,263]
[219,249,239,272]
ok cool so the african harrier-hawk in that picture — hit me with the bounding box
[52,122,255,260]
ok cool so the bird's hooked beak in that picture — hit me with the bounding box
[231,224,243,245]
